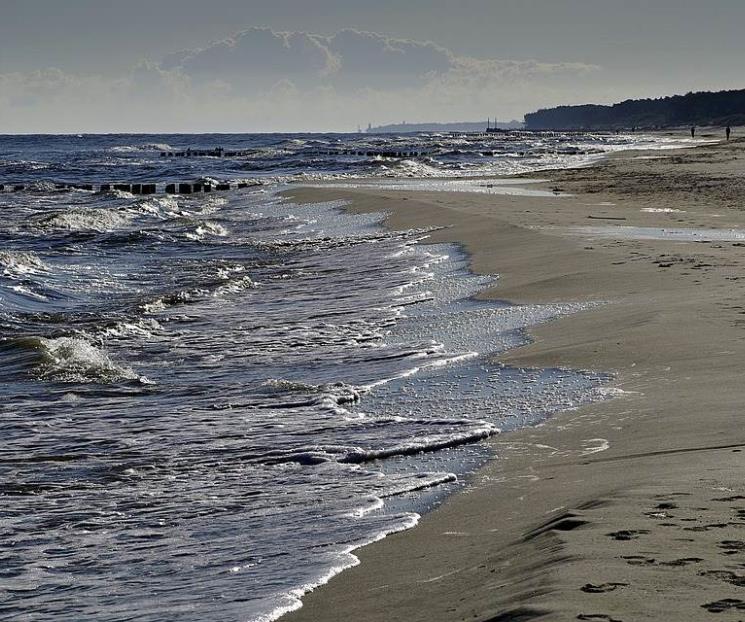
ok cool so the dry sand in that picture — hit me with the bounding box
[283,136,745,621]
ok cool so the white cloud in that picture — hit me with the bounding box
[162,28,341,86]
[325,29,454,87]
[161,27,592,90]
[0,27,604,133]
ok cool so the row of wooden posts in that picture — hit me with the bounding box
[0,182,256,194]
[160,148,428,158]
[161,149,250,158]
[320,150,427,158]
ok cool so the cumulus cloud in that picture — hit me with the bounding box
[325,29,454,87]
[159,27,457,90]
[160,27,591,90]
[0,27,604,133]
[162,28,341,85]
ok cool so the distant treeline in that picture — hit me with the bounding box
[367,120,523,133]
[524,89,745,130]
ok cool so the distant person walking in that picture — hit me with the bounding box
[726,125,732,141]
[690,125,696,138]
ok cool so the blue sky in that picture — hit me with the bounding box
[2,0,744,132]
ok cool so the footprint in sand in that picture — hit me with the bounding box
[683,523,730,532]
[719,540,745,555]
[658,557,704,567]
[581,582,629,593]
[700,569,745,587]
[655,502,678,510]
[621,555,656,566]
[712,495,745,502]
[621,555,702,567]
[606,529,649,541]
[701,598,745,613]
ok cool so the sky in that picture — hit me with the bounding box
[1,0,744,133]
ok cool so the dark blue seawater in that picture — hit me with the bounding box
[0,130,691,186]
[0,132,683,621]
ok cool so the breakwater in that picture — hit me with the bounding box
[0,181,258,194]
[159,148,429,158]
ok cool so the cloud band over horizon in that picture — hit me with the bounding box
[2,26,603,133]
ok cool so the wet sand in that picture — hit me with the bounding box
[283,135,745,621]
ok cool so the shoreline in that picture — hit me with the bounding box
[282,137,745,621]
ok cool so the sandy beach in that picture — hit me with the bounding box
[283,134,745,621]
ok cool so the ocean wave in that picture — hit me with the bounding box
[24,196,185,234]
[139,288,208,314]
[261,379,362,404]
[129,195,182,219]
[0,158,50,173]
[26,181,60,192]
[138,270,256,313]
[7,283,48,301]
[185,221,230,241]
[109,143,173,153]
[255,420,496,467]
[212,274,256,296]
[339,424,497,463]
[5,335,149,384]
[99,318,163,340]
[0,250,48,277]
[98,188,135,199]
[374,158,444,178]
[378,471,458,498]
[258,511,419,622]
[32,207,133,232]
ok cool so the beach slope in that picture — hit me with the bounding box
[284,137,745,621]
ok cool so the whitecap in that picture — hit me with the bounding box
[0,251,48,277]
[30,336,147,384]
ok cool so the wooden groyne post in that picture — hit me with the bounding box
[0,182,254,195]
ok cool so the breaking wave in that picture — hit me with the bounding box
[4,335,148,383]
[0,250,48,277]
[32,207,134,232]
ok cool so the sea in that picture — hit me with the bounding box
[0,131,694,622]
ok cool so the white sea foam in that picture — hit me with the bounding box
[568,225,745,241]
[302,178,564,197]
[35,207,133,232]
[26,181,58,192]
[258,512,420,622]
[109,143,173,153]
[109,189,135,199]
[100,318,163,340]
[212,275,256,296]
[0,250,48,277]
[32,336,147,383]
[131,195,181,218]
[9,284,47,300]
[581,438,610,455]
[340,424,497,464]
[186,221,230,240]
